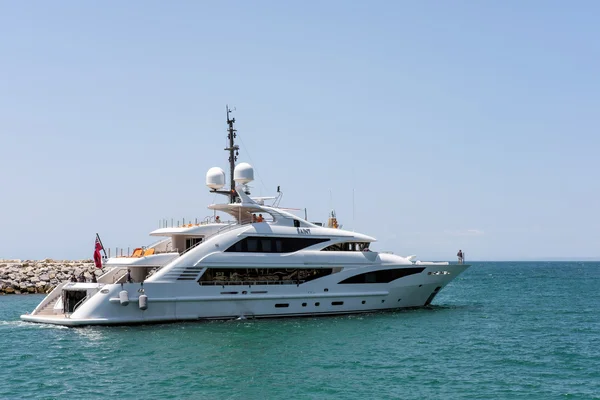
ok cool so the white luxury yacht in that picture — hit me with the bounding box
[22,109,470,326]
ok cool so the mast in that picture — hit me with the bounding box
[225,105,239,203]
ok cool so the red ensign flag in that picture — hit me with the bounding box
[93,236,103,269]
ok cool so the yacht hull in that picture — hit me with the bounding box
[21,264,469,326]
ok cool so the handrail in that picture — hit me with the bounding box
[31,282,67,315]
[180,239,204,256]
[173,223,244,259]
[113,269,129,283]
[71,296,88,314]
[201,222,247,243]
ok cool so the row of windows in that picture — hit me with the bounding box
[200,267,423,285]
[321,242,370,251]
[275,301,344,308]
[225,236,330,253]
[273,299,394,307]
[339,267,425,284]
[199,268,334,284]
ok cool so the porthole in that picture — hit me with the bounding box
[324,288,329,292]
[275,303,289,308]
[332,301,343,306]
[315,302,320,306]
[397,299,401,302]
[302,303,307,307]
[361,300,366,304]
[381,300,385,303]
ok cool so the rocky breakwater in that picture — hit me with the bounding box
[0,259,101,294]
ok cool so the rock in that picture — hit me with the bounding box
[27,287,36,293]
[30,276,40,283]
[39,274,50,282]
[4,287,15,294]
[49,273,56,279]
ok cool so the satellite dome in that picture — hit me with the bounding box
[206,167,226,190]
[234,162,254,185]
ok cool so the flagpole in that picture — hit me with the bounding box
[96,233,107,258]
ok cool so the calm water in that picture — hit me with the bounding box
[1,262,599,400]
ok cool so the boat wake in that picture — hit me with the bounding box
[0,320,69,329]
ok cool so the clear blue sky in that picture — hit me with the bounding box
[1,1,599,261]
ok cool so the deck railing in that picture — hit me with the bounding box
[199,280,306,286]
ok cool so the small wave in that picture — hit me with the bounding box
[0,320,69,329]
[74,328,105,341]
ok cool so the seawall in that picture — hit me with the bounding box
[0,259,101,294]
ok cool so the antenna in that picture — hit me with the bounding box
[206,106,242,203]
[225,105,240,203]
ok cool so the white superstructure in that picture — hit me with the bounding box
[22,109,470,326]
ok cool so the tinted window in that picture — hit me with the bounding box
[338,267,425,284]
[247,238,258,252]
[225,236,329,253]
[261,239,272,252]
[322,242,370,251]
[233,240,243,252]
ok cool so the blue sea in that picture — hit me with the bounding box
[1,262,599,400]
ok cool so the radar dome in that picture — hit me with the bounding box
[234,162,254,185]
[206,167,226,190]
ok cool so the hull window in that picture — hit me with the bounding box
[338,267,425,284]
